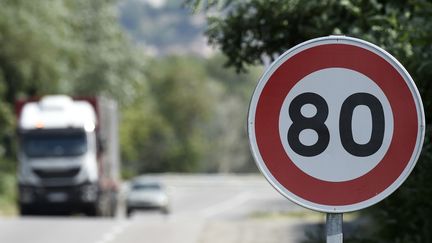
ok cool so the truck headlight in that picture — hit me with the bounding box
[81,184,98,202]
[20,187,34,203]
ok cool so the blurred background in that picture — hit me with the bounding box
[0,0,431,243]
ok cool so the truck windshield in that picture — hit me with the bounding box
[22,131,87,158]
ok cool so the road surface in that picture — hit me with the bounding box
[0,174,321,243]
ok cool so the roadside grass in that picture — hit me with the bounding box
[0,172,17,216]
[249,210,371,243]
[249,209,359,222]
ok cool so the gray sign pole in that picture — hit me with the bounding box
[326,213,343,243]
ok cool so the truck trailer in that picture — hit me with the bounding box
[15,95,120,216]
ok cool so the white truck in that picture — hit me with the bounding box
[15,95,120,216]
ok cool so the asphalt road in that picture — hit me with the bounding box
[0,174,318,243]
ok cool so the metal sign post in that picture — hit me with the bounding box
[326,213,343,243]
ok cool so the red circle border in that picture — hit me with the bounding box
[254,43,419,206]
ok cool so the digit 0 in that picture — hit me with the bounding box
[339,93,385,157]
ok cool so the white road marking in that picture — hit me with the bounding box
[94,220,131,243]
[199,192,252,218]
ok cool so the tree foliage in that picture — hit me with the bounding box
[0,0,145,163]
[0,0,260,181]
[121,56,215,173]
[191,0,432,242]
[120,55,260,175]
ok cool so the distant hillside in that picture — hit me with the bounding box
[118,0,212,56]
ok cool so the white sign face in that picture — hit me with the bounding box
[279,68,394,182]
[248,36,425,213]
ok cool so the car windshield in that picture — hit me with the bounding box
[22,131,87,158]
[131,183,161,191]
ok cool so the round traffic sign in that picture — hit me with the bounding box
[248,36,425,213]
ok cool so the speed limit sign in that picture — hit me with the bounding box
[248,36,425,213]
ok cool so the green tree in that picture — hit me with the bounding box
[65,0,149,100]
[202,55,261,172]
[147,56,222,172]
[0,0,73,102]
[121,56,218,173]
[0,0,154,201]
[0,0,77,176]
[120,96,175,176]
[0,0,150,153]
[0,0,148,101]
[120,54,261,175]
[190,0,432,242]
[0,0,261,181]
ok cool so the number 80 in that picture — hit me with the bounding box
[288,92,385,157]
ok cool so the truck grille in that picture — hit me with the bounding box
[33,168,81,179]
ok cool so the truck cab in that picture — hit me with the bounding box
[16,95,119,216]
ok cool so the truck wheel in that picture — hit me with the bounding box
[85,203,101,217]
[85,207,97,217]
[161,206,170,215]
[108,193,117,217]
[126,207,133,218]
[108,206,116,217]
